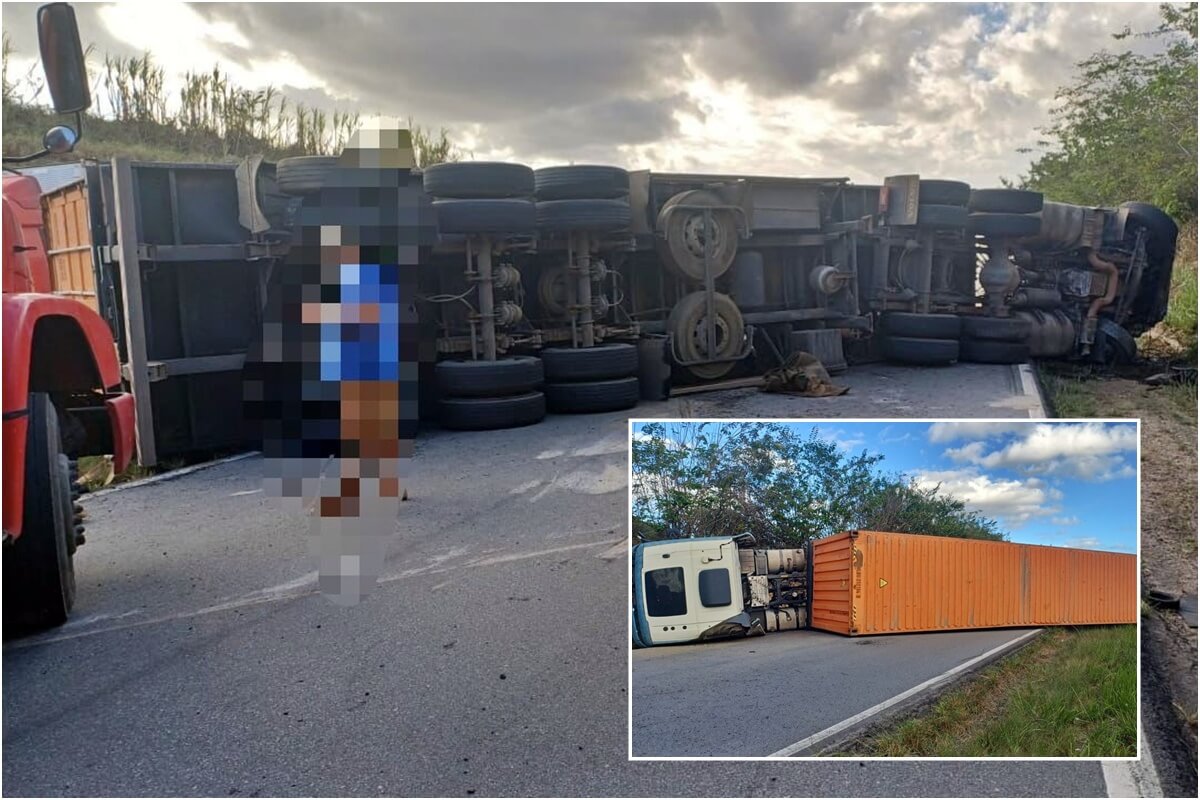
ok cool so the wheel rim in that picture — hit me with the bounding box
[682,213,726,260]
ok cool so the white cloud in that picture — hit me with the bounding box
[928,422,1032,443]
[1061,537,1102,550]
[825,428,866,453]
[878,425,914,444]
[1051,516,1080,526]
[943,422,1137,481]
[915,467,1061,528]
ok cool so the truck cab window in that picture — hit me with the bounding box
[698,568,732,607]
[644,567,686,617]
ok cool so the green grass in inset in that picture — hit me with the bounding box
[839,626,1137,757]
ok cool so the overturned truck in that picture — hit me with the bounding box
[409,161,1178,428]
[36,153,1179,446]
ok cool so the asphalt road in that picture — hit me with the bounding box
[2,361,1138,797]
[632,627,1040,757]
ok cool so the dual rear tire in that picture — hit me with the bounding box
[3,393,76,633]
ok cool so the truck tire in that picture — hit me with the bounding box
[540,343,638,381]
[536,199,632,232]
[967,212,1042,238]
[916,204,969,229]
[544,377,640,414]
[534,166,630,200]
[422,162,534,199]
[433,199,537,235]
[959,338,1030,364]
[435,357,543,398]
[1120,202,1179,264]
[880,312,961,339]
[276,156,340,196]
[656,190,738,281]
[439,392,546,430]
[1120,202,1179,327]
[2,393,75,632]
[918,180,971,206]
[881,336,959,365]
[637,335,672,401]
[969,189,1044,214]
[960,315,1032,342]
[667,291,745,380]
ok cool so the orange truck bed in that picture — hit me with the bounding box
[810,530,1136,636]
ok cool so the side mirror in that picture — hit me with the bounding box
[37,3,91,114]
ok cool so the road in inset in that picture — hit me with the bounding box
[632,627,1039,757]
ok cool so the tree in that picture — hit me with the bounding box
[1017,4,1197,221]
[632,422,1002,546]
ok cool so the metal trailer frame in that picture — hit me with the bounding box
[44,157,289,465]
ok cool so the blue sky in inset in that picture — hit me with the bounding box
[631,420,1137,553]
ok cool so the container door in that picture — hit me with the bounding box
[809,531,856,635]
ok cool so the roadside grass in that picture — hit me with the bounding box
[1163,220,1197,346]
[839,626,1137,757]
[76,454,188,492]
[1040,369,1101,418]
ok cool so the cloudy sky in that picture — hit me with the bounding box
[632,419,1138,551]
[1,2,1171,185]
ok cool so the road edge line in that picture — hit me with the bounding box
[81,451,259,499]
[1103,728,1164,798]
[767,628,1044,757]
[1017,362,1047,418]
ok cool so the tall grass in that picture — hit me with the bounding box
[1164,219,1198,339]
[841,626,1137,757]
[3,39,363,158]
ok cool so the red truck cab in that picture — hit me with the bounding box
[2,3,135,631]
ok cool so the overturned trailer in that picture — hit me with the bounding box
[34,151,1180,449]
[411,160,1177,428]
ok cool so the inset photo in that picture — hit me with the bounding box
[630,419,1139,759]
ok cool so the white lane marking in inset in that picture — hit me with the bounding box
[231,488,263,497]
[767,628,1044,757]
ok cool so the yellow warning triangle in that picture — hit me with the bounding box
[879,578,888,588]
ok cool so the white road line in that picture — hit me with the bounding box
[767,628,1044,757]
[6,536,624,650]
[1103,728,1164,798]
[83,452,259,499]
[1016,363,1047,418]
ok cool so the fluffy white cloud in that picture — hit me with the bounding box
[928,422,1033,443]
[915,467,1062,527]
[1061,537,1102,549]
[942,422,1137,481]
[1051,515,1081,526]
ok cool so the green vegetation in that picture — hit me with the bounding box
[632,422,1001,546]
[840,626,1137,757]
[1039,366,1102,418]
[1018,4,1196,220]
[1016,4,1198,348]
[2,36,461,166]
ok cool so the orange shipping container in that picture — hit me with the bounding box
[810,530,1136,636]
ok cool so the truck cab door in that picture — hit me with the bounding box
[689,540,744,636]
[640,544,696,644]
